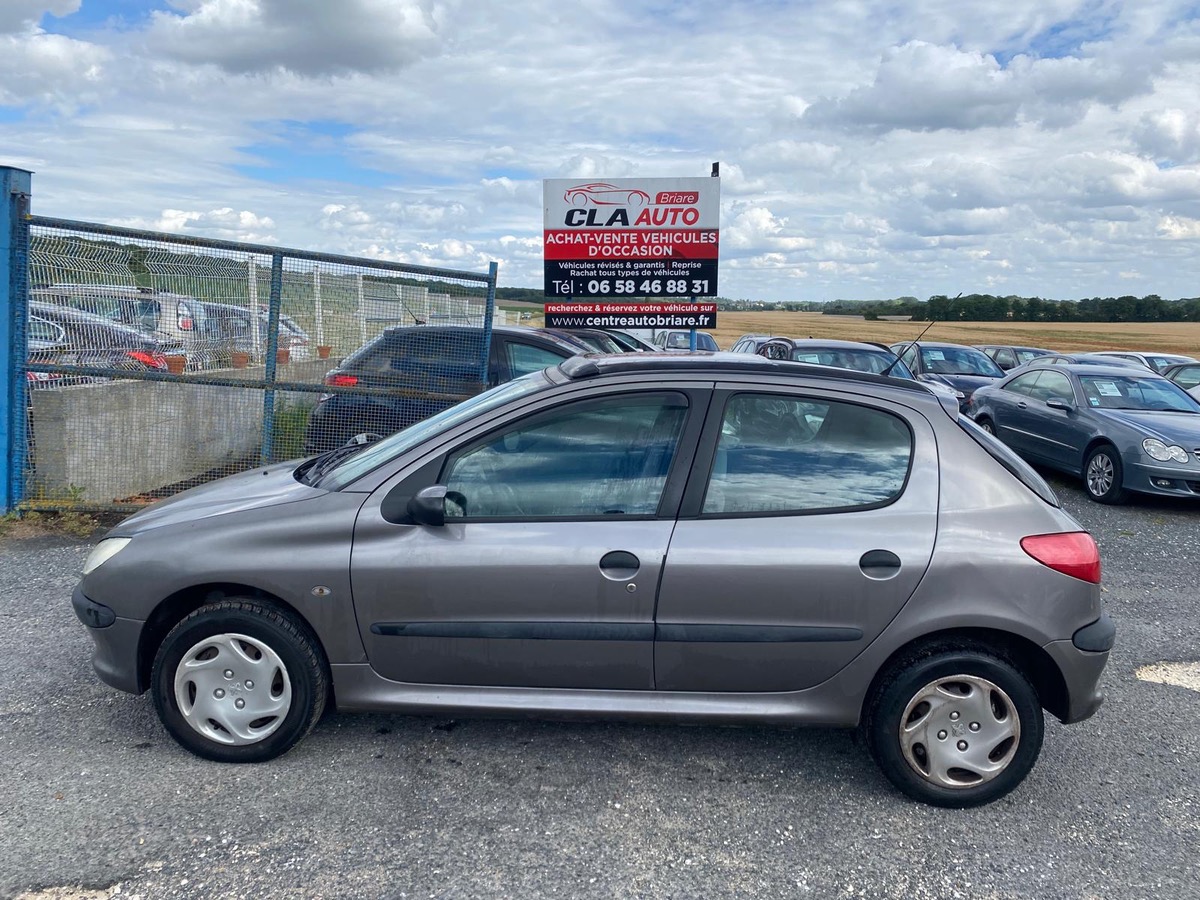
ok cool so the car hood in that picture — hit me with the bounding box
[923,373,1001,395]
[111,461,324,536]
[1093,409,1200,443]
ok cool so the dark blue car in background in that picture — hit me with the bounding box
[969,362,1200,503]
[303,325,584,452]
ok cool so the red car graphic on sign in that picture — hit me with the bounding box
[564,183,651,207]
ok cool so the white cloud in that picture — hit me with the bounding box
[0,0,78,35]
[146,0,447,76]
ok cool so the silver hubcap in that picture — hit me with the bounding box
[173,633,292,745]
[980,421,994,434]
[899,675,1020,789]
[1086,453,1114,496]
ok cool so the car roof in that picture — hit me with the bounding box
[1016,362,1166,377]
[770,338,894,352]
[898,340,986,350]
[552,351,935,398]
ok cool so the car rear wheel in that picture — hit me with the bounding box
[151,599,328,762]
[864,647,1043,808]
[1083,444,1127,504]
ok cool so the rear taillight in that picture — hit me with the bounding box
[325,373,358,387]
[128,350,167,370]
[179,316,193,331]
[1020,532,1101,584]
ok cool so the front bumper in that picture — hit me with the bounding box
[1126,460,1200,498]
[72,585,146,695]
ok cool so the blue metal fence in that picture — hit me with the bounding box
[1,166,498,512]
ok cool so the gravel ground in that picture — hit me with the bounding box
[1,473,1197,900]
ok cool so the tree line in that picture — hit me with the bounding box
[820,294,1200,322]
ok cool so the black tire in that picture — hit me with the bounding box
[151,599,328,763]
[1083,443,1127,504]
[864,646,1043,808]
[975,416,996,435]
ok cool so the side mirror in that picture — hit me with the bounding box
[1046,397,1073,411]
[408,485,449,526]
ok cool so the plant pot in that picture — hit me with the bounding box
[165,354,187,375]
[230,351,250,369]
[317,345,333,360]
[275,348,290,366]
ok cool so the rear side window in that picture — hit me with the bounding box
[957,416,1059,506]
[506,342,569,378]
[702,394,912,515]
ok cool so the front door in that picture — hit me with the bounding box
[655,388,938,693]
[351,388,701,689]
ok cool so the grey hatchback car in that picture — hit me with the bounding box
[73,354,1112,807]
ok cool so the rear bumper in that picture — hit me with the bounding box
[1042,614,1114,724]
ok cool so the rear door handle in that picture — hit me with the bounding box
[1017,401,1028,409]
[860,549,901,579]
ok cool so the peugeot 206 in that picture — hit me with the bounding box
[73,354,1113,807]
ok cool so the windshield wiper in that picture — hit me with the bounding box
[302,443,369,485]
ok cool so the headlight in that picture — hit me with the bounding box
[1142,439,1189,463]
[82,537,131,575]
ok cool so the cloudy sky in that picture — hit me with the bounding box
[3,0,1200,302]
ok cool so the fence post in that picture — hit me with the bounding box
[260,252,283,465]
[482,261,498,385]
[1,166,32,514]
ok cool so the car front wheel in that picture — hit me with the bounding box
[1083,443,1127,504]
[864,647,1043,807]
[151,599,328,762]
[975,416,996,435]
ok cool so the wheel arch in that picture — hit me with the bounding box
[1080,436,1117,470]
[862,627,1070,723]
[136,583,326,696]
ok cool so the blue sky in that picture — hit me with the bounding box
[3,0,1200,301]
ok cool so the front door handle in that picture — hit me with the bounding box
[599,550,640,581]
[1017,401,1028,409]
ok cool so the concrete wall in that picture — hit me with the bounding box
[28,359,331,504]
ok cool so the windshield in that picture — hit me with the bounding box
[1078,374,1200,412]
[1146,355,1195,373]
[317,372,553,487]
[920,346,1004,377]
[1016,349,1051,365]
[790,347,915,379]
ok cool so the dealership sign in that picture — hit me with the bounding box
[543,177,720,298]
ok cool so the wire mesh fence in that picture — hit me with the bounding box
[19,218,498,511]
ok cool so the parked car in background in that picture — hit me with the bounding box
[303,324,584,452]
[976,345,1054,371]
[195,302,313,363]
[653,330,720,351]
[537,327,627,354]
[890,341,1005,411]
[27,300,184,385]
[1032,353,1145,369]
[729,334,775,354]
[31,284,212,369]
[74,353,1111,808]
[1162,361,1200,401]
[969,362,1200,503]
[758,337,964,406]
[604,329,659,352]
[1089,351,1198,374]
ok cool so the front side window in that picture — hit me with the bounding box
[1030,370,1074,403]
[993,348,1016,369]
[703,394,912,515]
[506,342,569,378]
[443,392,688,518]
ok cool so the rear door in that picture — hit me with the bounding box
[654,385,938,692]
